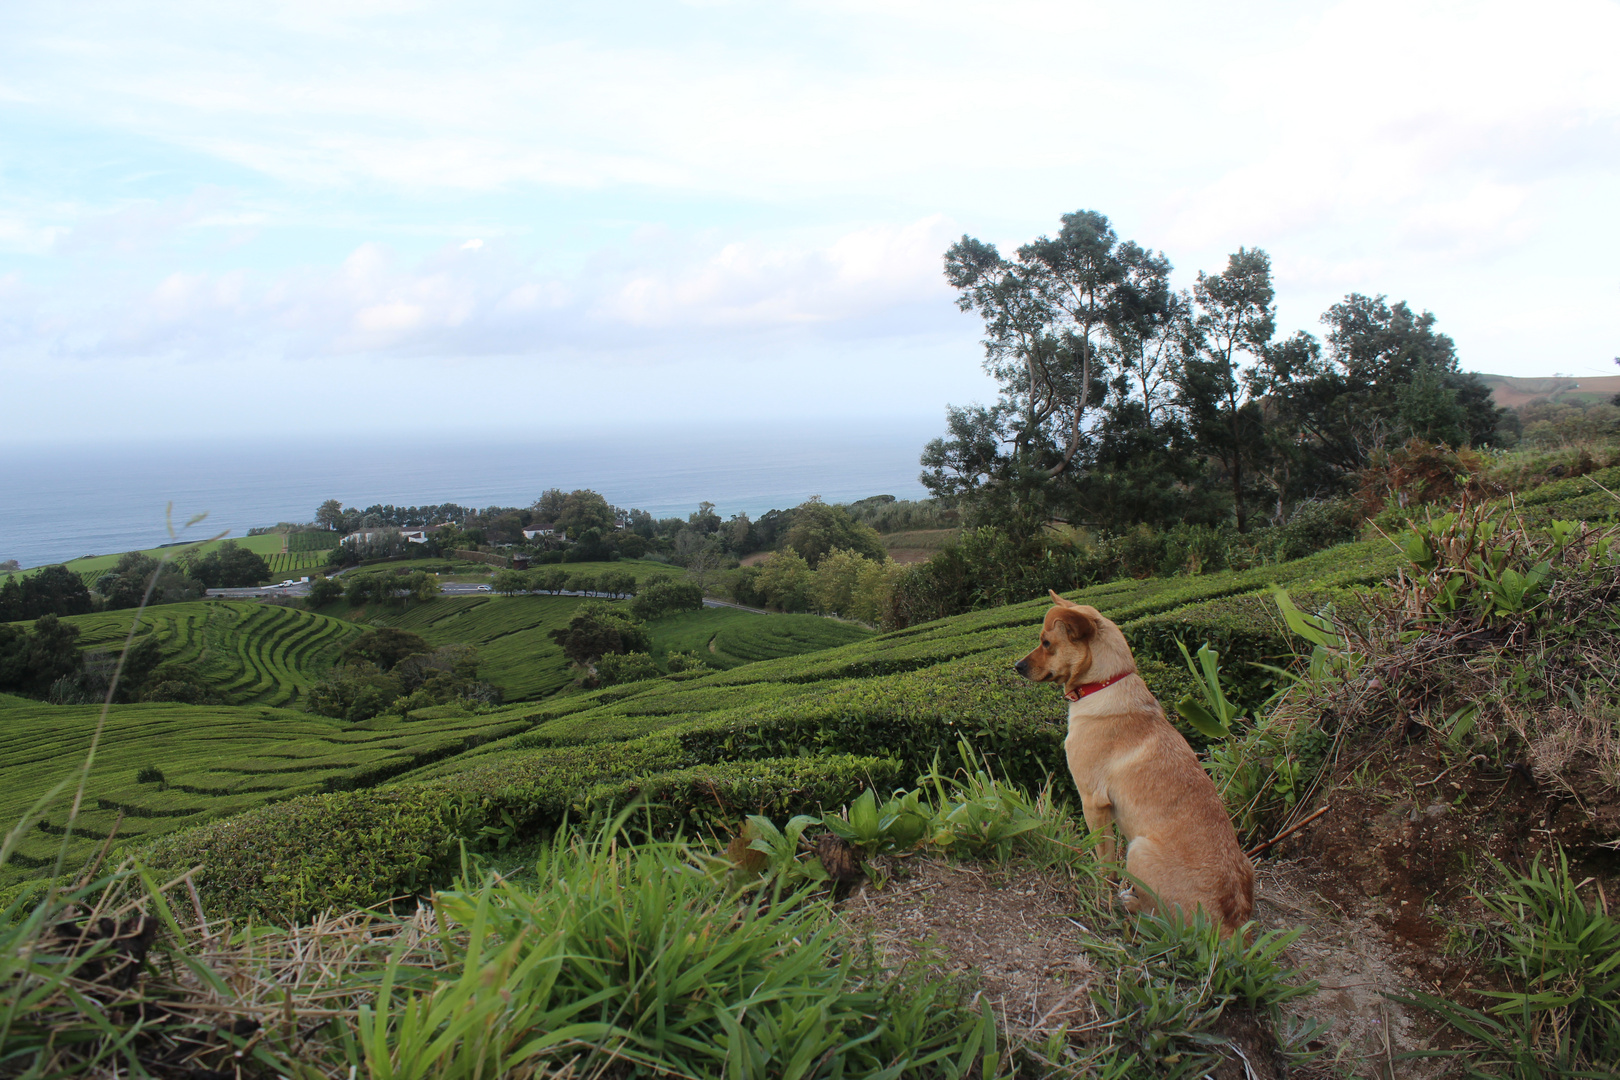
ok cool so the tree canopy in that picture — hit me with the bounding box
[924,208,1503,539]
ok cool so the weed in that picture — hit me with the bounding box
[1399,849,1620,1078]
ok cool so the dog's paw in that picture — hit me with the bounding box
[1116,885,1137,909]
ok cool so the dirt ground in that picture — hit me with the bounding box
[838,856,1442,1078]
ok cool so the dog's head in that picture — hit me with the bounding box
[1014,590,1134,698]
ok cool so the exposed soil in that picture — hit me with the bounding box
[1261,736,1620,1075]
[837,857,1425,1078]
[1274,740,1619,978]
[840,859,1097,1035]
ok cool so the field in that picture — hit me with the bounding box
[879,528,960,564]
[643,606,873,668]
[360,595,588,700]
[0,699,530,895]
[264,550,332,577]
[287,530,340,552]
[19,531,286,578]
[2,532,1414,908]
[57,601,361,707]
[1480,371,1620,409]
[0,588,890,897]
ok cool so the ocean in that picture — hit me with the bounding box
[1,423,938,571]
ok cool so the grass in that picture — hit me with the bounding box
[881,528,961,552]
[2,772,1323,1078]
[361,595,589,700]
[338,557,675,584]
[264,550,331,576]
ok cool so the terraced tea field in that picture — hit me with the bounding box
[287,530,340,553]
[365,595,602,700]
[59,601,361,707]
[265,551,332,577]
[643,607,873,668]
[0,698,532,895]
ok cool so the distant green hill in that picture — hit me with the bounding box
[1478,371,1620,409]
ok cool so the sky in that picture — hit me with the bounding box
[2,0,1617,448]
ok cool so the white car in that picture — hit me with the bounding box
[476,584,492,592]
[278,580,297,588]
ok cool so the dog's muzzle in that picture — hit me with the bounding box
[1013,659,1029,677]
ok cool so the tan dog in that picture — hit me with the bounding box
[1016,590,1253,935]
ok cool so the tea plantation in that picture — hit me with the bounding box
[0,699,530,895]
[57,601,362,707]
[135,536,1413,920]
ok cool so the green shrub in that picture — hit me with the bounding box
[594,651,660,686]
[590,754,905,837]
[665,649,709,673]
[143,787,478,922]
[629,577,704,619]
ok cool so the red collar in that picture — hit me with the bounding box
[1065,671,1131,702]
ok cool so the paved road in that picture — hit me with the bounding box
[201,582,743,605]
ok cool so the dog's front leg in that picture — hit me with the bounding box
[1080,793,1116,864]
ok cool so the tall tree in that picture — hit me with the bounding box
[1262,294,1499,474]
[20,565,93,619]
[924,210,1170,536]
[1180,248,1277,532]
[316,499,345,531]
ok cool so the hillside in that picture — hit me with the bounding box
[6,464,1619,1076]
[57,600,361,707]
[0,591,872,896]
[1478,371,1620,409]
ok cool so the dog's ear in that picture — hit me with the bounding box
[1048,588,1081,609]
[1052,605,1101,642]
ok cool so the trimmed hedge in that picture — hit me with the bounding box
[142,786,478,922]
[589,754,907,837]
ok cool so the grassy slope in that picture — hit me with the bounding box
[411,536,1405,780]
[337,557,675,583]
[642,607,873,669]
[13,532,286,579]
[0,594,879,896]
[110,535,1406,919]
[0,700,529,891]
[15,465,1617,914]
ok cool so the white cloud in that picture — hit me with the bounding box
[8,216,964,365]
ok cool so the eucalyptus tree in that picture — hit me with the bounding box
[1178,247,1277,532]
[923,210,1173,536]
[1259,293,1499,477]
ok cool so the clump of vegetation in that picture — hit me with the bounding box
[1400,851,1620,1077]
[306,639,498,722]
